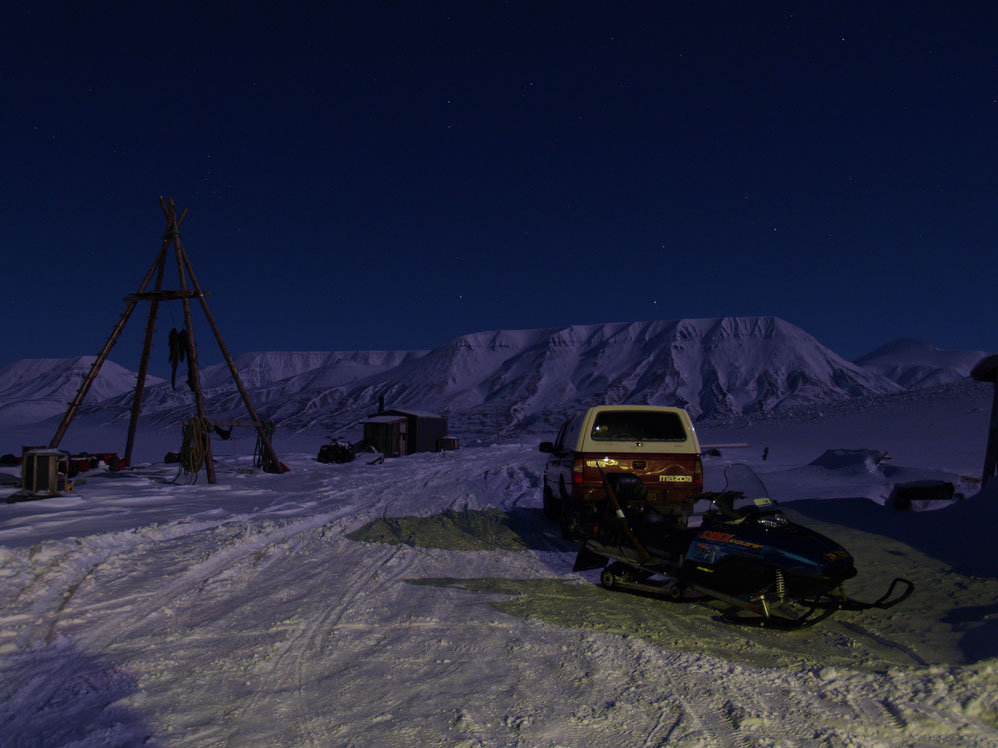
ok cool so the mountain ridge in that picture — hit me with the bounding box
[1,317,989,436]
[0,356,162,426]
[853,338,989,389]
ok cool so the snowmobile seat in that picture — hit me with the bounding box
[604,472,647,504]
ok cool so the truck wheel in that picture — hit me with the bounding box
[542,485,559,520]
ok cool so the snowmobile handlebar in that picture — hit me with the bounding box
[691,490,748,519]
[691,490,744,507]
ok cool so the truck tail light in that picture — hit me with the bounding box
[572,459,584,484]
[693,455,703,491]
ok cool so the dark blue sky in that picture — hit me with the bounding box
[3,1,995,377]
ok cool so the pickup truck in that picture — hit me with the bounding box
[539,405,703,539]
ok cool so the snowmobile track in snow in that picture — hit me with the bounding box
[225,541,416,748]
[675,693,748,748]
[2,504,366,741]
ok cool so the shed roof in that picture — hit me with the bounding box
[360,415,408,424]
[379,408,445,419]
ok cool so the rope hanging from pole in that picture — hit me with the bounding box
[178,417,211,483]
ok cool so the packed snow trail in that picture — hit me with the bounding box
[1,445,996,747]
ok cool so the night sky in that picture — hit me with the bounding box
[3,2,995,378]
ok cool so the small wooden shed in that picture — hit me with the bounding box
[361,414,410,457]
[361,408,450,456]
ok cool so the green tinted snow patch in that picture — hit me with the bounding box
[347,507,569,552]
[409,575,931,673]
[353,505,998,670]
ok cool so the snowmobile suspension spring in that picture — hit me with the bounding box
[775,569,787,602]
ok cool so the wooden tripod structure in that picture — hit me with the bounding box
[49,196,283,483]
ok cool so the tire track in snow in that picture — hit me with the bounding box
[760,674,972,747]
[292,545,418,748]
[620,638,756,748]
[215,465,463,746]
[851,694,992,748]
[750,683,824,746]
[639,707,682,747]
[0,505,367,740]
[674,693,747,748]
[617,633,974,748]
[221,541,414,748]
[66,462,431,651]
[80,510,360,648]
[798,676,998,747]
[904,700,993,747]
[9,517,266,651]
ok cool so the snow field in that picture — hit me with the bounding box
[1,440,997,746]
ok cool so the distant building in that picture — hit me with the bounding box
[360,408,452,457]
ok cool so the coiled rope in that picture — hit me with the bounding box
[178,417,211,483]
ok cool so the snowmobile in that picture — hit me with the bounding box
[572,463,913,628]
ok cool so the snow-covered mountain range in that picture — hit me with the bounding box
[853,338,989,389]
[0,356,163,426]
[0,317,990,435]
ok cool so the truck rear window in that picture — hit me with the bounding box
[590,411,687,442]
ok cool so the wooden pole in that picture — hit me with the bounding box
[49,243,169,449]
[163,197,217,483]
[122,206,188,464]
[123,246,168,466]
[177,237,284,472]
[983,380,998,488]
[971,354,998,488]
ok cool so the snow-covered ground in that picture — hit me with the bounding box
[2,405,998,747]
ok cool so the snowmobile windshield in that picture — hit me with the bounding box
[688,463,778,527]
[715,464,787,527]
[721,463,770,506]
